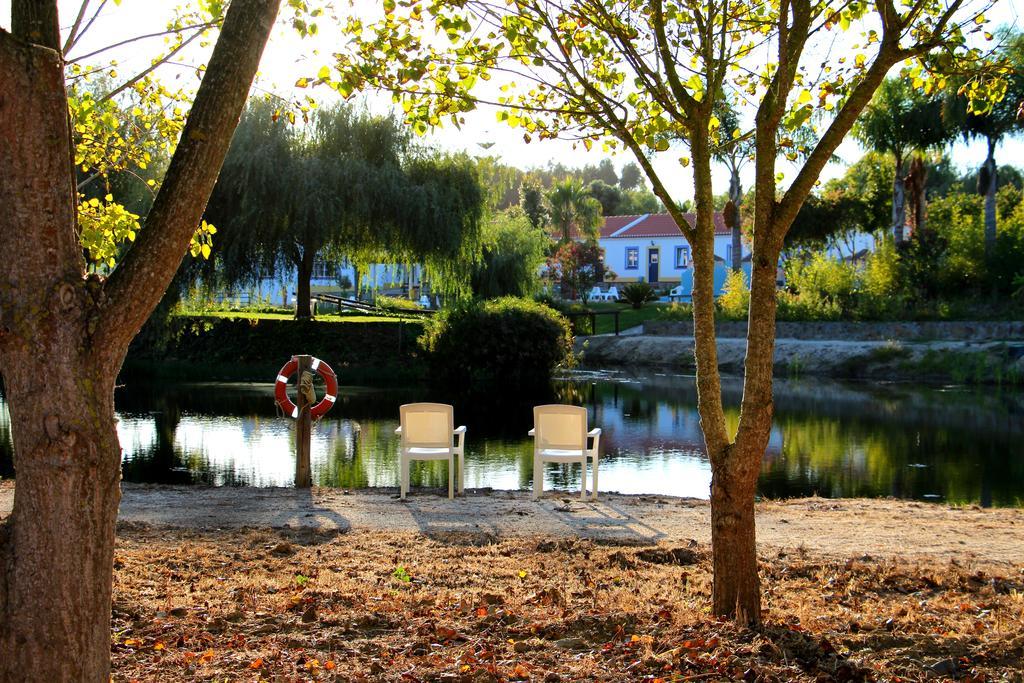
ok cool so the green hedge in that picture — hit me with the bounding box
[419,297,574,389]
[126,314,425,382]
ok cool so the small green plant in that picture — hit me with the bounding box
[392,565,412,583]
[621,282,657,309]
[658,302,693,321]
[294,574,311,587]
[718,269,750,319]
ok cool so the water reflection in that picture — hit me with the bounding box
[0,372,1021,505]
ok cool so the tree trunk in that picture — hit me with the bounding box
[710,242,781,624]
[0,1,280,679]
[0,362,122,681]
[296,248,314,320]
[983,142,997,259]
[892,156,906,243]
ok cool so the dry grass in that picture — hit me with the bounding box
[110,524,1024,682]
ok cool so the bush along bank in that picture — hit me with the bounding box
[124,314,427,383]
[419,297,575,391]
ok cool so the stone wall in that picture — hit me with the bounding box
[642,319,1024,341]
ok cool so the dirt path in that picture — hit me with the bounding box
[2,481,1020,565]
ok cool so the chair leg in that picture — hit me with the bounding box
[591,457,599,500]
[580,459,587,501]
[401,454,410,500]
[458,453,465,496]
[448,455,454,500]
[533,454,542,501]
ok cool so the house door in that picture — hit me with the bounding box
[647,248,659,283]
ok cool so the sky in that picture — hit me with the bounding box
[3,0,1023,204]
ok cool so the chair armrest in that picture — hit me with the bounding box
[587,428,602,437]
[395,426,402,435]
[453,425,467,450]
[528,428,536,437]
[587,427,601,457]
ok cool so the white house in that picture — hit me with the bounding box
[596,213,876,298]
[598,213,746,283]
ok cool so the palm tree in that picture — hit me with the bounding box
[547,178,602,243]
[944,30,1024,258]
[854,78,949,243]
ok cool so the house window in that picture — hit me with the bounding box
[625,247,639,270]
[674,245,690,268]
[312,259,335,279]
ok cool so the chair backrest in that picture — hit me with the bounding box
[607,286,619,298]
[399,403,453,448]
[533,404,587,451]
[589,286,603,296]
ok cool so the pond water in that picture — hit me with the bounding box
[1,371,1022,505]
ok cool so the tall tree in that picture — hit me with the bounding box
[618,161,644,191]
[854,77,950,242]
[945,29,1024,256]
[546,178,603,242]
[0,0,282,679]
[519,176,548,229]
[336,0,1003,625]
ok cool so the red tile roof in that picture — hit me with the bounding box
[601,212,729,238]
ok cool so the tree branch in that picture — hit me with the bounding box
[62,0,91,55]
[98,0,281,363]
[94,28,207,105]
[68,21,219,64]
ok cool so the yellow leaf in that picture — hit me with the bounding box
[797,89,812,104]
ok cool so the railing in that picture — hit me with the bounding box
[563,309,622,336]
[311,293,435,316]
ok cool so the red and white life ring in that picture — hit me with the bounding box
[274,356,338,419]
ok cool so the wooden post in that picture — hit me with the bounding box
[295,354,313,488]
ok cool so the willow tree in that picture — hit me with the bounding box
[334,0,1003,624]
[203,102,484,317]
[854,78,950,242]
[0,0,282,678]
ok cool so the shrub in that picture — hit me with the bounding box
[782,253,856,320]
[717,269,750,319]
[858,238,904,318]
[419,297,574,389]
[621,282,657,309]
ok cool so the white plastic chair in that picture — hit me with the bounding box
[418,295,431,308]
[606,286,620,301]
[588,286,604,301]
[669,285,684,301]
[395,403,466,499]
[528,404,601,500]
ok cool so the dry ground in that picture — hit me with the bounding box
[1,482,1022,681]
[108,526,1023,682]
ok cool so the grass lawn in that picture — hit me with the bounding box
[583,302,669,335]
